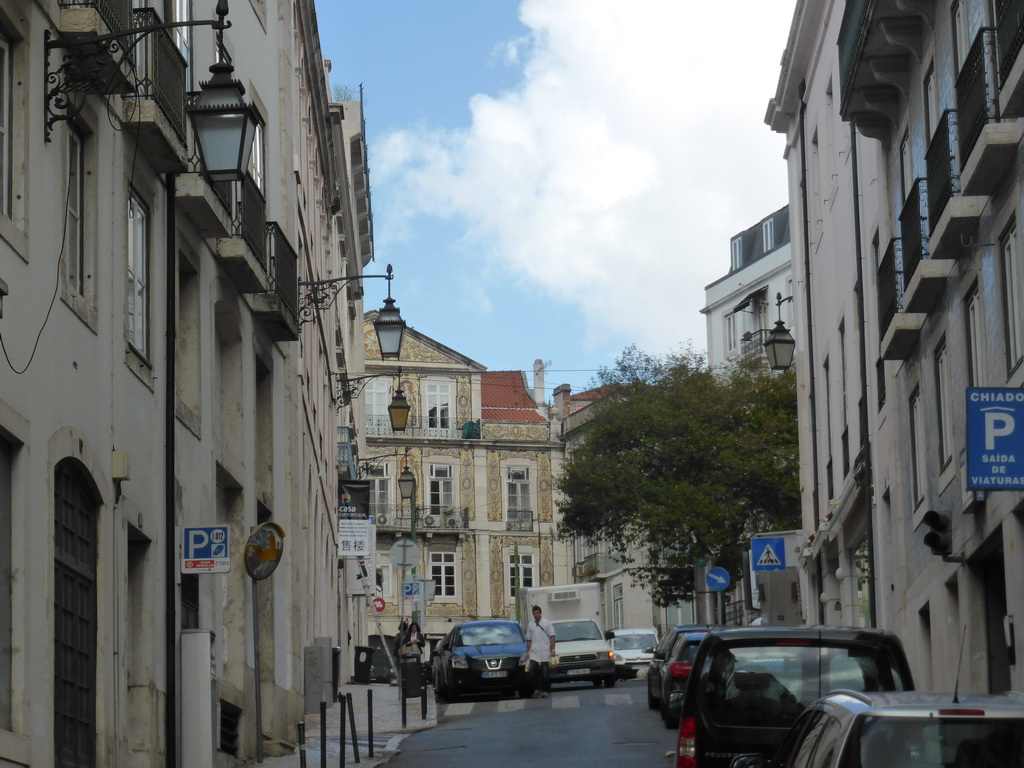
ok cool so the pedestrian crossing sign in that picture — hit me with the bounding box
[751,537,786,571]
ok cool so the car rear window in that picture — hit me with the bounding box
[704,644,910,730]
[612,634,656,650]
[846,715,1024,768]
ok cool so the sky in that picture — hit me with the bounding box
[316,0,795,398]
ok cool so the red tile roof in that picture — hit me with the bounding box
[481,371,547,423]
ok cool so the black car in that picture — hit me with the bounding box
[674,626,914,768]
[431,620,530,701]
[648,624,713,710]
[658,630,708,728]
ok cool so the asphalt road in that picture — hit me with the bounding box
[387,678,676,767]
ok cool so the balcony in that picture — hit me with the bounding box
[216,174,268,294]
[365,416,462,440]
[57,0,131,38]
[996,0,1024,117]
[926,110,984,262]
[877,237,925,360]
[738,328,769,362]
[121,8,187,172]
[176,173,232,238]
[838,0,934,143]
[245,223,299,342]
[900,178,952,314]
[506,511,534,532]
[421,508,469,531]
[372,507,412,531]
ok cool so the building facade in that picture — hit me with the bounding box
[767,0,1024,693]
[353,327,569,649]
[0,0,361,765]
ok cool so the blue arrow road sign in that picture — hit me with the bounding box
[751,537,787,571]
[706,567,730,592]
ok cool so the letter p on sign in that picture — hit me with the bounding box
[985,410,1015,449]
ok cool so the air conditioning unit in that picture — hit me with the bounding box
[422,515,438,528]
[445,515,460,528]
[550,589,580,602]
[573,564,587,577]
[375,514,388,526]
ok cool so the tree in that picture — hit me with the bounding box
[556,344,800,605]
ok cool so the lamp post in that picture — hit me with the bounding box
[763,292,796,371]
[397,465,419,624]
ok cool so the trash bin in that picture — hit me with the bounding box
[400,653,423,697]
[353,646,374,684]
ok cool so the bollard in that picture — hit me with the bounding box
[367,689,374,758]
[339,694,346,768]
[346,692,360,764]
[420,671,427,720]
[320,699,327,768]
[299,721,307,768]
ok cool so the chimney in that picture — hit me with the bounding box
[533,359,546,406]
[553,384,572,420]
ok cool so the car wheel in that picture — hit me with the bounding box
[662,707,677,729]
[647,678,659,709]
[603,675,616,688]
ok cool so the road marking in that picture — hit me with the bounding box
[498,699,525,712]
[442,702,475,716]
[604,693,633,706]
[552,695,579,708]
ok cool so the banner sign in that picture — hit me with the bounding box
[339,480,371,556]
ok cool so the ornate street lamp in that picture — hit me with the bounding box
[764,292,796,371]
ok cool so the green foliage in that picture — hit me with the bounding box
[556,344,800,605]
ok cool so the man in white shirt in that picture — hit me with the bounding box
[524,605,556,698]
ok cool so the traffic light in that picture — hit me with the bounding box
[922,510,952,557]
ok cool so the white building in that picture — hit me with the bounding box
[767,0,1024,693]
[703,206,794,370]
[0,0,363,764]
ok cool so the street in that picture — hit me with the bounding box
[388,678,674,767]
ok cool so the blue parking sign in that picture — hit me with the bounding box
[966,388,1024,490]
[182,526,231,573]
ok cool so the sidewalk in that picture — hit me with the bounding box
[257,681,437,768]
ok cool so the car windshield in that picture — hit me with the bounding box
[704,643,910,730]
[553,621,602,642]
[613,634,656,650]
[844,715,1024,768]
[458,624,524,646]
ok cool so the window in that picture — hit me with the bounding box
[506,466,531,521]
[0,33,11,219]
[376,552,392,597]
[762,219,774,252]
[965,283,983,386]
[612,584,624,628]
[368,465,389,519]
[1001,221,1024,370]
[725,313,738,353]
[66,128,85,295]
[923,63,939,139]
[731,237,742,270]
[426,382,451,432]
[910,388,926,507]
[248,122,264,192]
[0,437,11,729]
[935,340,954,468]
[127,191,149,356]
[952,1,971,75]
[428,464,453,514]
[431,552,456,598]
[173,0,191,63]
[508,552,534,598]
[899,130,912,201]
[364,379,389,433]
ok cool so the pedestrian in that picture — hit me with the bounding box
[393,618,409,659]
[524,605,556,698]
[403,621,425,656]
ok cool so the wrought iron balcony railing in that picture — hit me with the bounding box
[898,179,928,286]
[59,0,131,35]
[876,238,904,342]
[265,222,299,324]
[739,328,769,361]
[127,8,187,140]
[925,110,960,232]
[506,511,534,532]
[957,28,1000,169]
[995,0,1024,87]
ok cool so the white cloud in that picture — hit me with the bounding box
[372,0,793,354]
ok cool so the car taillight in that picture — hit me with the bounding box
[676,716,696,768]
[669,661,693,678]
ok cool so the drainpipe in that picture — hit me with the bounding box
[849,124,878,627]
[165,172,178,768]
[797,82,824,624]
